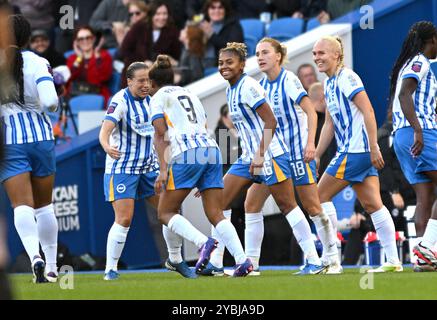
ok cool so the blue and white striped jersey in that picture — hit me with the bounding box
[150,86,218,159]
[324,68,369,153]
[226,74,288,162]
[392,53,437,132]
[1,51,56,144]
[104,88,159,175]
[260,68,308,161]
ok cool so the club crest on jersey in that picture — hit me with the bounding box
[249,87,260,99]
[412,61,422,73]
[107,102,118,114]
[348,74,357,87]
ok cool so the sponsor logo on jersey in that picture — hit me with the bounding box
[412,61,422,73]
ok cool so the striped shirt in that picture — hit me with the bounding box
[226,74,288,162]
[150,86,218,159]
[104,88,159,175]
[324,68,369,153]
[1,51,55,144]
[260,68,308,161]
[392,53,437,132]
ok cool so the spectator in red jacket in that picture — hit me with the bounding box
[66,26,113,106]
[119,0,182,87]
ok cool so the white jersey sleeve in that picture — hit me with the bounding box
[400,54,429,83]
[104,93,127,123]
[150,91,165,123]
[33,57,58,111]
[242,77,267,110]
[284,72,307,104]
[338,69,365,100]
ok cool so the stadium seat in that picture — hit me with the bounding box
[107,47,118,58]
[266,18,304,42]
[69,94,105,115]
[306,17,320,31]
[109,72,122,95]
[240,19,265,56]
[64,49,74,59]
[204,67,218,76]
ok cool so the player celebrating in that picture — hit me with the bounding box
[205,42,326,276]
[100,62,195,280]
[389,21,437,271]
[240,37,340,273]
[149,55,253,277]
[0,15,59,283]
[313,36,402,272]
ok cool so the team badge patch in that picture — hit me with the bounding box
[411,61,422,73]
[249,87,260,99]
[348,74,358,87]
[107,102,118,114]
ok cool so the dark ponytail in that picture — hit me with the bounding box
[4,15,31,105]
[148,54,174,87]
[389,21,437,106]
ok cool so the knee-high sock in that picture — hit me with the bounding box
[421,219,437,248]
[167,214,208,249]
[285,206,320,265]
[321,202,338,234]
[105,223,130,273]
[215,219,246,264]
[14,205,40,263]
[370,206,400,264]
[210,209,232,268]
[162,225,183,264]
[244,212,264,270]
[310,211,338,263]
[35,204,58,273]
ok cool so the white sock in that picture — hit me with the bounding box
[168,214,208,249]
[14,205,40,262]
[162,225,183,264]
[321,202,338,234]
[215,219,246,264]
[35,204,58,274]
[210,209,232,268]
[370,206,400,264]
[245,212,263,270]
[310,211,338,262]
[285,206,320,265]
[421,219,437,248]
[105,223,129,273]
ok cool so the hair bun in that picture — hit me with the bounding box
[156,54,171,69]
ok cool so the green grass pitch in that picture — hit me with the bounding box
[10,268,437,300]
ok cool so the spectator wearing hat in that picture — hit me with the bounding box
[29,29,65,68]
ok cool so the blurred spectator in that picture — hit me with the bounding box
[200,0,243,68]
[175,23,206,86]
[10,0,55,31]
[89,0,131,49]
[120,1,182,87]
[66,26,113,105]
[29,29,65,68]
[119,0,181,87]
[272,0,329,23]
[55,0,101,54]
[146,0,188,29]
[328,0,373,20]
[308,82,336,175]
[185,0,206,20]
[297,63,318,91]
[113,0,149,47]
[232,0,269,20]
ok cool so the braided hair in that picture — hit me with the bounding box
[6,14,31,105]
[219,42,247,62]
[389,21,437,104]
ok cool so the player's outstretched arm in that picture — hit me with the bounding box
[152,118,170,194]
